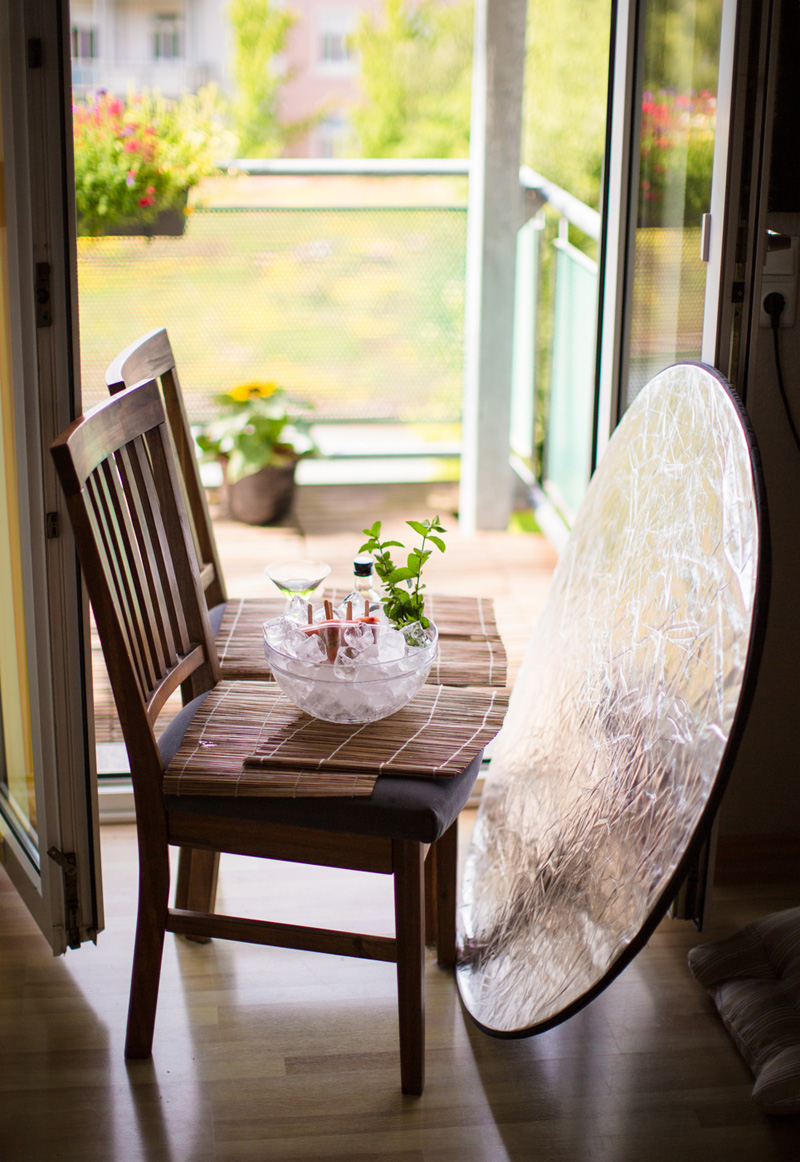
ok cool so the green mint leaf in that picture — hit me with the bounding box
[387,566,414,584]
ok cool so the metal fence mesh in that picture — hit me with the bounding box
[78,206,467,426]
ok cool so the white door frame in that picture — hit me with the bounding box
[0,0,101,953]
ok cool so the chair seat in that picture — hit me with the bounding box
[160,690,483,844]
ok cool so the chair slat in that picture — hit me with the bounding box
[87,469,154,697]
[125,431,194,658]
[100,454,166,689]
[82,482,149,708]
[115,440,179,669]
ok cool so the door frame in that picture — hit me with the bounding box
[0,0,101,953]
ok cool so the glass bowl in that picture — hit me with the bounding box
[262,620,438,724]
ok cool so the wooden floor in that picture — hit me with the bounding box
[1,826,799,1160]
[7,482,800,1158]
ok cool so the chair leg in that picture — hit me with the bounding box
[125,846,170,1058]
[393,838,425,1096]
[434,820,458,969]
[175,846,220,924]
[424,847,437,947]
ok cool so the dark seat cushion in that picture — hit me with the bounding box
[208,601,227,637]
[159,691,482,845]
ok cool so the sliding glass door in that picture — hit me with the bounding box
[0,0,101,953]
[598,0,749,453]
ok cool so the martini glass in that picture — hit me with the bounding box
[265,559,331,607]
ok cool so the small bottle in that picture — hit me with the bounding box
[345,553,382,615]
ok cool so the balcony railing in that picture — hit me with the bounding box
[76,160,600,498]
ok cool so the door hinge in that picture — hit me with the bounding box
[27,38,43,69]
[35,262,52,328]
[46,512,59,539]
[47,847,81,949]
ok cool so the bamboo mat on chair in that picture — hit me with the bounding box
[216,594,507,687]
[163,681,509,798]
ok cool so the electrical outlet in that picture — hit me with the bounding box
[760,236,799,327]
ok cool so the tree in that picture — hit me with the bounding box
[228,0,295,158]
[523,0,612,211]
[350,0,473,159]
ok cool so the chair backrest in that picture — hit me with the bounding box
[106,327,227,610]
[457,362,770,1037]
[51,379,220,807]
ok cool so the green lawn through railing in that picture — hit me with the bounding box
[77,204,468,429]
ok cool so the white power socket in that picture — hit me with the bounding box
[760,236,799,327]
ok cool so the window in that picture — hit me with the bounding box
[70,24,97,60]
[316,8,356,74]
[321,29,351,65]
[315,114,349,158]
[153,14,183,61]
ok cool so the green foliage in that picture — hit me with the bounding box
[228,0,296,157]
[196,381,316,483]
[643,0,721,96]
[350,0,472,159]
[359,516,447,630]
[522,0,612,211]
[637,2,722,228]
[73,88,233,236]
[639,90,716,228]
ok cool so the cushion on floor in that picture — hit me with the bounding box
[688,907,800,1114]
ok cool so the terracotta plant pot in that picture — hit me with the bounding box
[223,461,297,526]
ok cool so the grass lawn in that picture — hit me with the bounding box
[77,204,468,428]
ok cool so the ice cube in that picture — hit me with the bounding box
[376,628,406,662]
[293,632,326,664]
[286,595,311,623]
[401,621,431,650]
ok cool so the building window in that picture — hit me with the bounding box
[316,114,349,159]
[316,9,357,75]
[153,14,183,61]
[321,29,351,65]
[71,24,97,60]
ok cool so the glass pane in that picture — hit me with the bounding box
[624,0,723,408]
[0,79,37,853]
[544,240,598,518]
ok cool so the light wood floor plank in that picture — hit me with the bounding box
[2,819,800,1160]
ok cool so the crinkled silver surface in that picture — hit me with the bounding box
[457,365,761,1034]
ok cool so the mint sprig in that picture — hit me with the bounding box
[359,516,447,630]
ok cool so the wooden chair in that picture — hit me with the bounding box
[104,327,508,690]
[105,326,227,614]
[51,379,485,1094]
[105,328,505,926]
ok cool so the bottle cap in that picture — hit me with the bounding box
[353,553,374,577]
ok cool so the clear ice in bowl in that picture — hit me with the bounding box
[262,607,437,723]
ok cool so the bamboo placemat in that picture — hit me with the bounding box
[163,681,508,798]
[216,594,506,686]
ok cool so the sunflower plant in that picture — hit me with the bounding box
[196,382,317,484]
